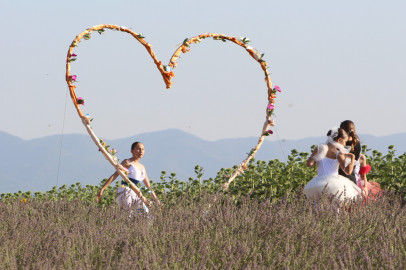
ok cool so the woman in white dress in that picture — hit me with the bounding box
[304,127,362,202]
[96,142,161,212]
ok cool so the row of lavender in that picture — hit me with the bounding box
[1,188,405,268]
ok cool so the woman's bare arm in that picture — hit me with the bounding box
[359,154,369,196]
[97,159,130,202]
[306,147,318,167]
[142,165,162,205]
[359,154,368,182]
[337,153,355,175]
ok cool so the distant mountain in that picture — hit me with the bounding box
[0,129,404,194]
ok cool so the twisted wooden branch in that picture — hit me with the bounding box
[65,25,279,201]
[65,25,166,207]
[167,34,276,190]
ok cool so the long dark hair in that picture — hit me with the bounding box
[340,120,359,151]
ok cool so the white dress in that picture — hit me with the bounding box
[117,163,149,213]
[304,152,361,202]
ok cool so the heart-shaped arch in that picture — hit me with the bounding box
[65,24,281,206]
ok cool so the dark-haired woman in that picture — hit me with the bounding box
[96,142,161,211]
[339,120,382,197]
[304,127,362,202]
[338,120,361,184]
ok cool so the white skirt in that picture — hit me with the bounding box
[304,174,362,202]
[117,186,149,213]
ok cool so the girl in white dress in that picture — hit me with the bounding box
[97,142,161,212]
[304,127,362,202]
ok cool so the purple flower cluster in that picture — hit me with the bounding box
[1,190,405,269]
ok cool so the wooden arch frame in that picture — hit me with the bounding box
[65,24,281,206]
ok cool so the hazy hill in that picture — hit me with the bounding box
[0,129,404,193]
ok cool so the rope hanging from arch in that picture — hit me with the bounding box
[65,24,282,206]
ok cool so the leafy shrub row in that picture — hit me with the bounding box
[1,145,405,206]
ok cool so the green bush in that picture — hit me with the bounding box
[1,145,405,206]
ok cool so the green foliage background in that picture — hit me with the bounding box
[1,145,405,205]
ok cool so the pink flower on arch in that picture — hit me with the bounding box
[71,75,77,81]
[77,97,85,106]
[274,85,281,92]
[268,104,274,110]
[71,53,77,57]
[263,129,274,136]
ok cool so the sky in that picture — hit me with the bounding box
[1,0,405,142]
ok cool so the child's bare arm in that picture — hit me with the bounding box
[307,147,318,167]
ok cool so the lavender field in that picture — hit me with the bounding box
[1,146,405,269]
[1,190,406,269]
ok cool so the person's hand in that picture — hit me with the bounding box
[363,186,369,197]
[96,189,103,203]
[156,199,163,207]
